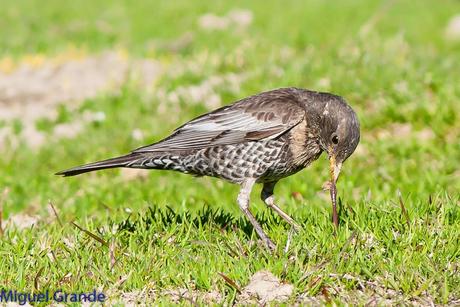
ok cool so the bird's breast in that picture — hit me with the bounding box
[287,119,322,168]
[171,121,322,184]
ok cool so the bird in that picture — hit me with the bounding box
[56,87,360,250]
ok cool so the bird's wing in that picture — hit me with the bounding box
[133,89,305,152]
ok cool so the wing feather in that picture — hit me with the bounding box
[133,88,305,153]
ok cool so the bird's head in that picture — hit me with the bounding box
[300,89,361,227]
[317,96,360,185]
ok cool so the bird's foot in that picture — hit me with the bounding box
[263,237,277,252]
[278,213,302,233]
[291,222,302,233]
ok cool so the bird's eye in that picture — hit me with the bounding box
[331,134,339,145]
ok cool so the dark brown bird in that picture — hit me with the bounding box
[57,88,360,250]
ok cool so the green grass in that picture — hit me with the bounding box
[0,0,459,304]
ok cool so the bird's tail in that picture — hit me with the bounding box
[55,153,144,177]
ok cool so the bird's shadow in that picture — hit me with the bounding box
[117,204,284,239]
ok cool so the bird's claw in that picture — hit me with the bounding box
[292,222,302,233]
[265,238,277,252]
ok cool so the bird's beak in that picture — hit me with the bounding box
[328,154,342,228]
[329,155,342,184]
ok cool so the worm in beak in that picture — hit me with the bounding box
[329,155,342,228]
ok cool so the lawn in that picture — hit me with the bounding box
[0,0,459,305]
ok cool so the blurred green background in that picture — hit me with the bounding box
[0,0,458,304]
[1,0,458,212]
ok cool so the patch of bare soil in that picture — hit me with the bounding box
[0,51,162,149]
[83,269,457,305]
[372,123,435,142]
[163,288,222,304]
[108,288,222,305]
[445,14,460,41]
[119,168,150,181]
[296,273,451,306]
[237,270,294,304]
[198,9,253,31]
[110,289,156,306]
[4,213,40,230]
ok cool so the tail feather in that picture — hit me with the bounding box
[55,153,143,177]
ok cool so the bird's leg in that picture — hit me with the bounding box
[261,182,302,232]
[238,179,276,251]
